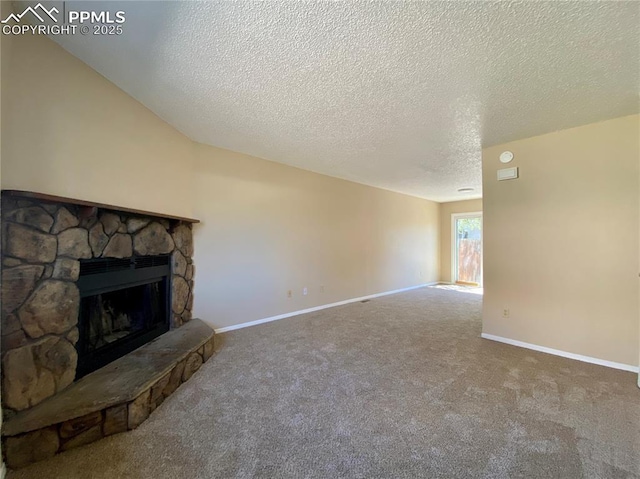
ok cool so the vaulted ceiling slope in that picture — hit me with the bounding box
[35,1,640,201]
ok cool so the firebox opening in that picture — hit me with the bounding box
[76,255,171,378]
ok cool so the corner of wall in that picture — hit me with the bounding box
[481,115,639,368]
[2,31,195,218]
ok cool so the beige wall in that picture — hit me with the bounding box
[1,33,194,218]
[482,115,639,367]
[191,144,439,329]
[439,199,483,283]
[2,33,441,331]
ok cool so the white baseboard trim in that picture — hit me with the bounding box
[214,282,439,334]
[481,333,639,373]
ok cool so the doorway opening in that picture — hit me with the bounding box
[452,212,483,286]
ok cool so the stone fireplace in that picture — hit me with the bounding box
[1,190,213,469]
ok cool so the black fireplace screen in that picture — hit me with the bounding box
[76,255,171,378]
[83,281,164,351]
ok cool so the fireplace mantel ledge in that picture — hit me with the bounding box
[1,190,200,224]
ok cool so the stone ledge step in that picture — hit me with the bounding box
[4,319,214,438]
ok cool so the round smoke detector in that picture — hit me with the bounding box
[499,151,514,163]
[457,187,475,193]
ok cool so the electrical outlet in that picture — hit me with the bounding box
[287,290,292,298]
[303,287,308,296]
[320,285,325,293]
[503,307,510,318]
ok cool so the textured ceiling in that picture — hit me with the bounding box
[37,1,640,201]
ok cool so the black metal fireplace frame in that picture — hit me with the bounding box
[76,255,172,378]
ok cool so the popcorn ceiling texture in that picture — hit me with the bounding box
[49,1,638,202]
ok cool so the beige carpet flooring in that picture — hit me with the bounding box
[9,286,640,478]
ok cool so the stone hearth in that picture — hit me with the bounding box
[3,319,214,469]
[0,190,207,469]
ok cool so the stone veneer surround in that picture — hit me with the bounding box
[1,194,196,416]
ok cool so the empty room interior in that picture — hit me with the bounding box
[0,1,638,478]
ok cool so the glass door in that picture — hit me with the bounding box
[453,213,483,286]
